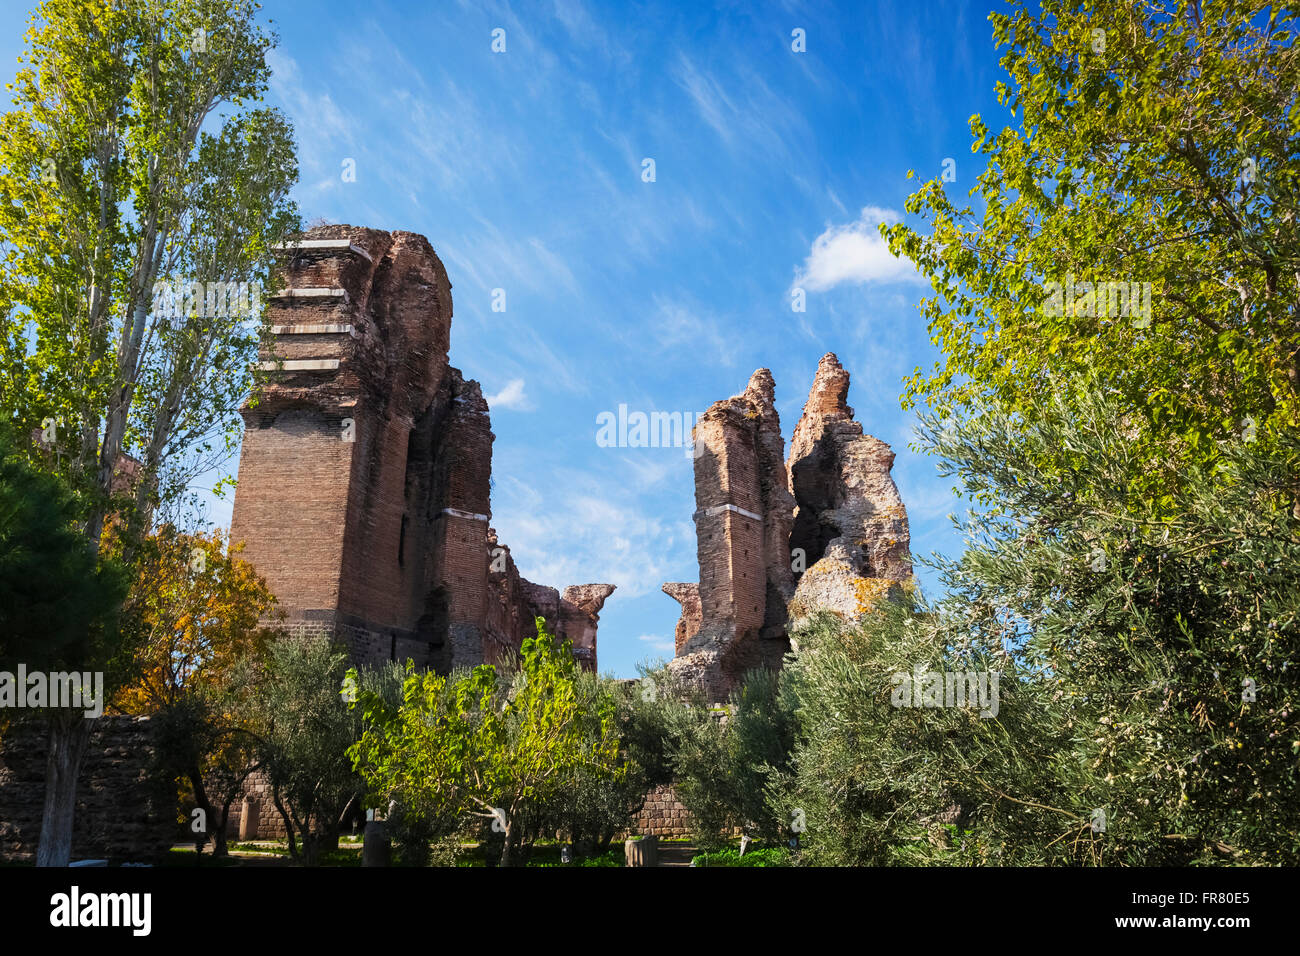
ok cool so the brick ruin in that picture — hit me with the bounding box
[665,369,796,699]
[219,225,618,840]
[664,353,912,702]
[228,225,615,672]
[0,238,913,852]
[785,353,913,620]
[660,582,701,656]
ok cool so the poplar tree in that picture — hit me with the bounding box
[0,0,298,865]
[885,0,1300,511]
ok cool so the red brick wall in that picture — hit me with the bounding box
[693,408,766,641]
[437,514,490,626]
[229,407,353,616]
[229,225,609,676]
[339,412,414,629]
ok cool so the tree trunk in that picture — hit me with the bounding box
[301,829,322,867]
[36,712,94,867]
[499,818,518,868]
[272,790,299,863]
[213,796,233,858]
[319,820,339,855]
[323,792,358,854]
[185,766,217,854]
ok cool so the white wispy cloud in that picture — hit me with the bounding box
[267,49,353,144]
[638,295,738,366]
[485,378,532,411]
[892,446,965,524]
[793,206,921,292]
[266,49,357,198]
[826,187,849,217]
[637,633,675,655]
[490,473,691,600]
[440,227,579,298]
[551,0,632,67]
[671,51,806,163]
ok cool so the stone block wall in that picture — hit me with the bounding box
[630,784,693,838]
[0,716,175,863]
[223,768,286,840]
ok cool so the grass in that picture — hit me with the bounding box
[529,846,624,867]
[690,846,792,867]
[168,836,619,867]
[166,841,361,866]
[228,841,288,855]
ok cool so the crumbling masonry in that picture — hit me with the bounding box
[228,225,614,673]
[664,353,912,702]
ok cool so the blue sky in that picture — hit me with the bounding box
[2,0,1008,677]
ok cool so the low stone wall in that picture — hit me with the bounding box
[0,715,175,863]
[222,768,287,840]
[630,783,693,838]
[221,770,371,842]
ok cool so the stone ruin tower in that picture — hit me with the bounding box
[664,353,912,700]
[229,225,614,673]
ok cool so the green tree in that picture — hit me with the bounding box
[0,427,126,682]
[666,669,795,850]
[776,604,1054,866]
[916,384,1300,864]
[776,386,1300,866]
[349,661,483,865]
[247,638,371,867]
[543,670,672,857]
[349,620,623,867]
[848,0,1300,867]
[0,428,128,865]
[884,0,1300,511]
[0,0,297,865]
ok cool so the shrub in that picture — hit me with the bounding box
[665,667,796,849]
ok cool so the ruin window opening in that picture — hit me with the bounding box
[398,514,409,568]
